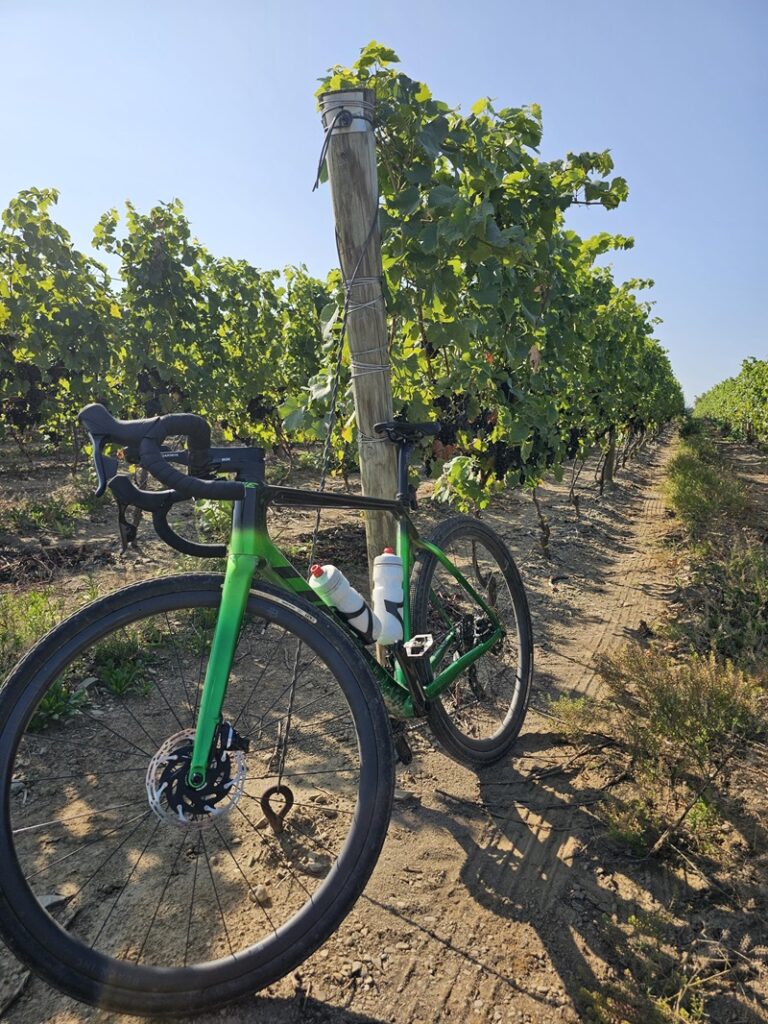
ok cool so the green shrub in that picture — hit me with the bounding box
[0,589,88,730]
[674,542,768,671]
[597,647,763,777]
[580,910,708,1023]
[0,588,63,676]
[547,693,604,739]
[91,632,153,696]
[664,439,747,542]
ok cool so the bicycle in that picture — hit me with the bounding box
[0,404,533,1017]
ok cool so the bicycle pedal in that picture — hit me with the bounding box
[402,634,434,659]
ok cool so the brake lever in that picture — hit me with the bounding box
[88,435,120,497]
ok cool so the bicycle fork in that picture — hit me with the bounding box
[187,504,259,788]
[185,484,325,788]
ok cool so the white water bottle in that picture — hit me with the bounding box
[372,548,404,646]
[308,564,381,645]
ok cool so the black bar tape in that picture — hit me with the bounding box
[139,414,246,499]
[139,438,245,500]
[151,508,227,559]
[79,403,160,447]
[80,403,246,501]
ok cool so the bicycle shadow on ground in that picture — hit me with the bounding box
[0,976,392,1024]
[384,720,768,1022]
[164,994,390,1024]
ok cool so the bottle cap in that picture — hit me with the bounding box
[310,564,324,578]
[383,547,394,554]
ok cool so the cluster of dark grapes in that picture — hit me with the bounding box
[246,394,279,425]
[0,338,66,435]
[136,368,190,417]
[417,385,595,486]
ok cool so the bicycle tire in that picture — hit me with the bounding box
[411,516,533,767]
[0,573,393,1016]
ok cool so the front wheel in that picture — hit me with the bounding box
[411,517,533,767]
[0,574,393,1017]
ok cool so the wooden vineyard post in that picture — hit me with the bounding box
[318,89,398,581]
[603,425,616,492]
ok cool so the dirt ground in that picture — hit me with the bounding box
[1,434,765,1024]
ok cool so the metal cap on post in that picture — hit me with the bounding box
[318,89,398,583]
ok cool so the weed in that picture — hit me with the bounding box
[597,647,763,776]
[684,796,722,852]
[1,589,90,728]
[663,436,748,543]
[548,693,604,740]
[604,794,659,856]
[581,909,711,1023]
[2,494,99,538]
[670,541,768,672]
[91,632,152,696]
[29,677,88,731]
[182,606,217,656]
[593,646,764,855]
[193,499,231,542]
[0,588,64,676]
[295,447,325,472]
[678,417,702,439]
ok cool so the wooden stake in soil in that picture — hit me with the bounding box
[602,425,617,493]
[318,89,398,579]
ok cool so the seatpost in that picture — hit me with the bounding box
[396,443,411,505]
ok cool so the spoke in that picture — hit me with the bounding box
[213,822,278,937]
[70,710,154,759]
[289,800,356,817]
[184,831,203,968]
[20,766,145,785]
[91,819,161,950]
[242,765,359,782]
[133,623,186,734]
[23,810,150,881]
[20,732,147,763]
[58,811,153,909]
[230,629,285,729]
[135,833,188,964]
[259,703,353,740]
[239,707,356,761]
[13,801,142,835]
[239,791,356,818]
[201,832,234,958]
[287,816,341,861]
[163,611,195,723]
[192,620,209,726]
[233,803,313,901]
[232,641,321,732]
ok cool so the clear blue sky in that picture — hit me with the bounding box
[2,0,766,403]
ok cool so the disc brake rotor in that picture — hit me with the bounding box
[146,722,248,827]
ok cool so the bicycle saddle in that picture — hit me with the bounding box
[373,421,441,443]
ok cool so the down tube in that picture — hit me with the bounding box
[251,531,415,719]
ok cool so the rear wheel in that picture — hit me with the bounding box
[0,574,393,1016]
[411,517,533,767]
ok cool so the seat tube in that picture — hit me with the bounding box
[187,489,261,788]
[396,517,411,644]
[396,443,411,505]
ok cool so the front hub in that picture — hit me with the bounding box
[146,722,248,826]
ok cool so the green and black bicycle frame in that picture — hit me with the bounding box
[179,447,505,789]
